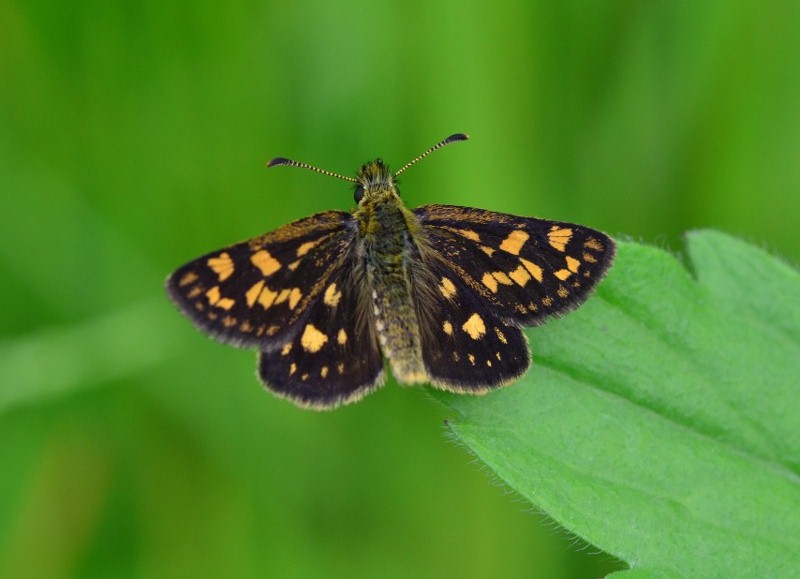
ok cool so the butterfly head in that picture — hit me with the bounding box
[354,159,395,204]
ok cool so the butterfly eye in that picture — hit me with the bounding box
[354,184,366,203]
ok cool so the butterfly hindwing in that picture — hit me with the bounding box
[410,256,531,391]
[257,248,385,409]
[414,204,616,326]
[166,211,354,348]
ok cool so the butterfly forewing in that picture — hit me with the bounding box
[414,205,616,326]
[166,211,354,348]
[258,250,384,409]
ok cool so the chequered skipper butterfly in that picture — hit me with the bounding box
[166,134,615,409]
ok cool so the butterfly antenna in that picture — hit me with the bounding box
[267,157,357,183]
[393,133,469,177]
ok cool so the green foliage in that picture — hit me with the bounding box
[435,232,800,577]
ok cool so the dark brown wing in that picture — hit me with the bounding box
[414,205,615,326]
[257,245,385,409]
[409,254,531,391]
[410,204,615,390]
[166,211,355,349]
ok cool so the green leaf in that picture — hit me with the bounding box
[432,230,800,578]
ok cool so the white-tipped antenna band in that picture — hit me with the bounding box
[267,157,357,183]
[393,133,469,177]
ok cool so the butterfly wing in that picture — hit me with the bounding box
[414,205,616,325]
[409,255,531,391]
[411,204,615,390]
[257,248,385,409]
[167,210,384,409]
[166,211,354,349]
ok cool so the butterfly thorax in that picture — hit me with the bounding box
[353,160,428,384]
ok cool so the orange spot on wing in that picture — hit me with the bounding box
[207,252,235,281]
[251,250,281,276]
[500,230,529,255]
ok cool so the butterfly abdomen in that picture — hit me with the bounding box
[357,190,428,384]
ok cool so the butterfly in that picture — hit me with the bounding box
[166,134,616,409]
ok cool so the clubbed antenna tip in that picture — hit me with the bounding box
[266,157,292,168]
[446,133,469,143]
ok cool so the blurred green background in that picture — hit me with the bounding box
[1,1,798,577]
